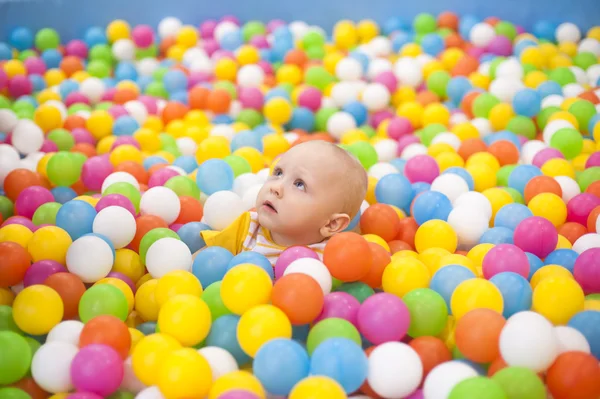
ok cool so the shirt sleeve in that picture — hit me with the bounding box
[200,212,251,255]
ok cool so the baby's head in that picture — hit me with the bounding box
[256,140,368,246]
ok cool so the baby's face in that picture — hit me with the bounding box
[256,144,346,245]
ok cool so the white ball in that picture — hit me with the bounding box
[113,39,136,61]
[327,111,357,139]
[496,58,524,80]
[284,258,332,295]
[0,109,18,132]
[136,386,165,399]
[454,191,493,221]
[146,237,192,278]
[237,64,265,88]
[489,77,524,103]
[555,176,581,202]
[367,58,392,79]
[189,57,213,74]
[573,233,600,254]
[289,21,310,40]
[158,17,182,39]
[336,57,363,81]
[214,21,239,43]
[556,22,581,44]
[369,36,393,57]
[124,100,149,125]
[80,77,106,103]
[367,342,423,399]
[361,83,390,111]
[499,311,559,372]
[46,320,84,346]
[0,144,20,185]
[579,38,600,56]
[140,186,181,225]
[368,162,398,180]
[183,48,208,66]
[360,200,370,214]
[541,94,564,108]
[121,356,147,394]
[211,124,235,140]
[66,235,114,283]
[415,54,435,68]
[233,173,262,197]
[374,139,398,162]
[423,361,479,399]
[31,342,78,393]
[543,119,575,143]
[478,61,492,77]
[11,119,44,155]
[401,143,428,160]
[587,64,600,85]
[198,346,239,381]
[203,191,245,230]
[102,171,141,193]
[448,207,490,249]
[472,118,492,137]
[520,140,548,164]
[394,58,423,88]
[470,23,496,48]
[563,83,585,98]
[555,326,591,355]
[176,137,197,156]
[330,82,361,107]
[569,66,588,85]
[431,132,461,150]
[431,174,470,204]
[242,184,262,211]
[449,113,469,127]
[93,206,136,249]
[165,165,186,176]
[256,168,270,183]
[137,58,160,76]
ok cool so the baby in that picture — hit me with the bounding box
[199,140,368,264]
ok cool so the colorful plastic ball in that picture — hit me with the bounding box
[284,258,332,296]
[490,366,546,399]
[405,154,440,184]
[533,276,584,325]
[494,203,533,230]
[139,186,181,225]
[430,265,476,311]
[448,376,506,399]
[79,315,130,360]
[367,342,423,399]
[382,256,430,297]
[70,344,123,397]
[131,333,182,386]
[423,360,479,399]
[455,308,506,364]
[306,317,361,356]
[356,292,409,344]
[55,199,97,242]
[546,351,600,399]
[568,310,600,359]
[528,193,567,227]
[514,216,559,258]
[31,341,79,393]
[79,283,128,322]
[203,191,245,231]
[272,273,324,325]
[65,234,113,283]
[0,241,32,287]
[221,264,272,315]
[450,278,504,319]
[482,244,530,279]
[274,246,319,280]
[91,206,135,250]
[404,288,449,337]
[314,291,360,326]
[12,284,63,335]
[0,330,31,385]
[253,338,309,396]
[489,272,532,318]
[415,220,458,253]
[14,186,53,220]
[157,348,212,399]
[158,294,211,346]
[323,232,372,282]
[146,237,192,278]
[237,304,292,358]
[375,173,414,210]
[447,206,490,249]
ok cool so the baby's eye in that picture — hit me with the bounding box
[294,179,306,191]
[273,168,283,177]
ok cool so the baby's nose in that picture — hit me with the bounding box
[270,182,283,197]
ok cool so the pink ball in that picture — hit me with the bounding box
[257,61,273,76]
[24,57,47,75]
[357,292,410,344]
[404,155,440,184]
[65,40,89,58]
[72,128,96,145]
[1,216,36,230]
[137,96,158,115]
[532,148,564,168]
[132,25,155,48]
[397,135,420,155]
[221,15,240,25]
[8,75,33,97]
[65,92,91,107]
[516,25,526,34]
[95,194,136,217]
[217,391,260,399]
[111,136,140,150]
[482,244,530,279]
[107,271,137,294]
[573,248,600,294]
[467,46,485,58]
[202,39,219,56]
[373,71,398,92]
[370,110,394,128]
[486,36,513,56]
[274,246,319,280]
[238,87,264,110]
[405,389,424,399]
[41,139,59,153]
[567,193,600,226]
[170,223,183,232]
[148,168,180,188]
[24,260,66,287]
[199,20,217,38]
[297,87,322,111]
[314,292,360,327]
[267,20,286,33]
[82,156,114,191]
[0,69,7,90]
[513,216,558,258]
[15,186,54,219]
[66,393,103,399]
[70,344,124,397]
[249,35,269,49]
[387,117,414,140]
[108,105,128,119]
[585,152,600,168]
[188,73,212,87]
[101,88,116,102]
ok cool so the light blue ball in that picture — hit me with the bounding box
[51,186,77,204]
[115,62,138,81]
[525,252,544,280]
[508,165,542,195]
[41,49,62,69]
[56,199,97,240]
[412,182,431,197]
[349,52,369,73]
[485,131,522,149]
[490,272,532,318]
[113,116,139,136]
[568,311,600,359]
[447,77,472,105]
[287,107,315,132]
[191,246,233,288]
[230,130,263,152]
[494,203,533,230]
[533,20,557,42]
[309,338,368,394]
[59,79,79,98]
[389,158,406,174]
[178,222,211,253]
[514,39,537,57]
[375,174,414,210]
[391,32,413,52]
[173,156,198,174]
[143,156,168,171]
[30,75,46,92]
[430,265,476,312]
[412,190,452,225]
[9,27,34,51]
[421,33,445,56]
[538,81,562,98]
[220,31,244,51]
[544,249,578,272]
[169,91,189,105]
[84,27,108,47]
[196,159,234,195]
[206,315,251,366]
[343,101,368,126]
[227,251,274,280]
[212,114,233,124]
[254,339,310,396]
[479,227,514,245]
[163,70,188,93]
[265,87,291,102]
[513,88,541,117]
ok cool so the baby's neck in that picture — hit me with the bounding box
[269,230,326,247]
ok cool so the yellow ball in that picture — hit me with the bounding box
[12,285,64,335]
[396,102,424,129]
[357,19,379,42]
[341,129,369,145]
[548,111,579,130]
[483,187,514,223]
[392,250,419,261]
[166,45,186,62]
[196,136,231,164]
[234,147,264,173]
[393,86,417,106]
[4,59,26,78]
[37,89,61,104]
[365,176,378,205]
[221,264,272,315]
[86,110,114,140]
[363,234,391,252]
[541,158,575,178]
[44,69,67,87]
[489,103,515,131]
[136,273,154,289]
[73,195,99,207]
[528,193,567,227]
[135,128,162,152]
[264,97,293,125]
[428,143,455,157]
[520,47,546,69]
[466,152,501,172]
[556,234,572,250]
[561,97,580,111]
[185,110,209,127]
[34,104,63,132]
[450,278,504,320]
[208,371,266,399]
[263,133,291,160]
[530,264,573,289]
[422,103,450,126]
[423,60,445,79]
[135,279,160,322]
[185,126,209,144]
[415,220,458,253]
[289,376,347,399]
[132,333,181,386]
[441,48,465,70]
[0,288,15,306]
[237,304,292,357]
[0,224,33,248]
[276,64,303,85]
[418,248,451,274]
[155,270,203,307]
[215,58,238,81]
[71,71,90,83]
[333,21,358,50]
[176,26,199,48]
[469,72,491,90]
[524,71,548,89]
[116,80,140,95]
[558,42,578,57]
[438,254,477,275]
[157,294,212,347]
[165,120,186,138]
[467,164,497,192]
[382,257,431,298]
[588,26,600,41]
[436,152,465,171]
[109,144,143,166]
[95,277,135,314]
[129,327,145,354]
[452,122,480,141]
[532,276,584,325]
[467,243,495,276]
[401,43,423,57]
[96,136,117,155]
[237,45,260,65]
[107,20,131,42]
[27,226,72,264]
[158,348,212,399]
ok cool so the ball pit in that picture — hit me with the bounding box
[0,10,599,399]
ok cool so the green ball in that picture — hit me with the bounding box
[492,366,546,399]
[68,103,92,115]
[577,166,600,191]
[236,109,264,128]
[15,108,34,120]
[331,277,343,291]
[550,128,583,159]
[32,202,61,226]
[159,133,178,149]
[104,182,142,212]
[242,21,267,42]
[347,141,378,170]
[79,284,129,322]
[224,155,252,177]
[506,116,536,139]
[359,125,376,139]
[95,101,114,111]
[403,288,448,337]
[34,28,60,51]
[108,391,135,399]
[549,67,576,86]
[414,13,437,34]
[304,66,334,91]
[0,196,15,221]
[145,82,169,99]
[164,175,200,199]
[568,99,596,133]
[12,100,36,114]
[573,52,598,70]
[139,227,180,265]
[201,282,233,321]
[136,45,158,60]
[420,123,447,146]
[495,21,517,41]
[335,282,375,303]
[306,45,326,60]
[537,106,561,130]
[302,30,326,49]
[89,44,114,65]
[0,95,12,109]
[47,151,82,187]
[452,345,466,359]
[503,187,524,204]
[449,377,506,399]
[47,128,75,151]
[18,50,38,62]
[24,336,41,359]
[306,318,361,355]
[0,388,32,399]
[427,70,451,98]
[489,57,506,80]
[214,81,237,99]
[315,107,338,132]
[0,306,21,334]
[152,66,169,82]
[497,165,517,187]
[522,63,538,74]
[0,331,32,385]
[87,60,111,79]
[472,93,501,118]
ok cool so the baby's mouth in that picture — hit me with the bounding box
[263,201,277,213]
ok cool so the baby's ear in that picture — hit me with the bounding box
[321,213,351,237]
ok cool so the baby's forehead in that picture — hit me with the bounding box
[281,144,349,179]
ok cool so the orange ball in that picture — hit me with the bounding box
[79,315,132,359]
[488,140,519,166]
[360,243,391,289]
[70,179,87,196]
[409,336,452,378]
[63,115,86,130]
[10,377,49,399]
[546,352,600,399]
[189,86,210,110]
[438,11,459,30]
[115,161,149,185]
[558,222,587,244]
[395,217,418,250]
[323,232,373,282]
[113,89,138,104]
[585,180,600,199]
[0,241,32,287]
[284,49,308,67]
[458,138,488,161]
[3,169,45,201]
[60,56,84,77]
[416,91,440,106]
[445,33,464,48]
[360,204,401,242]
[292,132,335,146]
[44,272,86,320]
[161,101,189,124]
[159,37,177,56]
[452,55,479,77]
[71,143,97,158]
[587,206,600,232]
[206,89,231,114]
[129,215,169,253]
[487,357,508,377]
[524,176,563,204]
[174,196,203,224]
[388,240,413,253]
[454,308,506,363]
[461,91,480,118]
[484,17,501,26]
[271,273,324,325]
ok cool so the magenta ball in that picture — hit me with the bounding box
[567,193,600,226]
[24,57,47,75]
[0,69,7,90]
[404,155,440,184]
[107,271,137,294]
[486,36,513,56]
[405,389,424,399]
[24,260,66,287]
[66,393,103,399]
[297,87,322,111]
[138,96,158,115]
[132,25,154,48]
[169,223,183,232]
[374,71,398,92]
[72,128,96,145]
[387,117,414,140]
[81,156,114,191]
[8,75,33,97]
[585,152,600,168]
[1,216,36,230]
[532,148,564,168]
[107,104,128,119]
[357,292,410,344]
[257,61,273,75]
[200,20,217,38]
[95,194,136,216]
[482,244,530,279]
[249,35,269,49]
[15,186,54,219]
[216,391,260,399]
[70,344,124,397]
[111,136,140,150]
[370,110,395,128]
[41,139,59,152]
[65,40,88,58]
[274,246,319,280]
[573,248,600,294]
[202,39,219,56]
[65,92,90,107]
[238,87,264,110]
[397,135,420,154]
[513,216,558,258]
[148,168,180,188]
[314,292,360,326]
[101,88,116,102]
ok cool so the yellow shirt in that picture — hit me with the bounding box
[201,212,327,265]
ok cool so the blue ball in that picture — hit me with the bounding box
[220,31,244,51]
[389,158,406,174]
[196,159,234,195]
[9,27,34,51]
[191,246,233,288]
[260,49,273,63]
[273,26,293,42]
[143,156,168,170]
[568,311,600,359]
[421,33,445,56]
[588,114,600,135]
[254,339,310,396]
[29,75,46,92]
[383,17,405,35]
[490,272,532,318]
[287,107,315,132]
[344,209,361,232]
[479,227,514,245]
[430,265,476,312]
[206,315,251,366]
[412,191,452,225]
[212,114,233,124]
[447,77,473,105]
[265,87,291,102]
[0,43,13,61]
[537,81,562,99]
[230,130,263,152]
[533,20,557,42]
[494,203,533,230]
[227,252,274,280]
[544,249,578,272]
[113,116,139,136]
[84,26,108,47]
[41,49,62,69]
[412,182,431,197]
[163,70,188,93]
[51,186,77,204]
[84,232,116,259]
[525,252,544,280]
[375,174,414,210]
[173,156,198,174]
[459,15,480,39]
[136,321,157,335]
[178,222,211,253]
[271,40,293,62]
[508,165,542,195]
[444,167,475,191]
[485,132,522,149]
[59,79,79,98]
[115,62,138,81]
[513,89,541,117]
[56,200,97,240]
[343,101,368,126]
[391,32,413,52]
[309,338,368,394]
[102,77,117,88]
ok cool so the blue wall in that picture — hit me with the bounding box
[1,0,599,41]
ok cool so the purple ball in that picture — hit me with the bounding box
[357,292,410,344]
[314,292,360,326]
[15,186,54,219]
[24,260,66,287]
[532,148,564,168]
[274,246,319,280]
[169,223,183,232]
[148,168,180,188]
[217,391,260,399]
[70,344,124,397]
[482,244,530,279]
[585,152,600,168]
[513,216,558,258]
[1,216,36,230]
[486,36,513,56]
[95,194,136,217]
[573,248,600,294]
[81,156,114,192]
